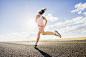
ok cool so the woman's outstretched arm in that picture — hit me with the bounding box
[42,16,47,27]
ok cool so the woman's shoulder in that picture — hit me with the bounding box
[36,15,40,18]
[42,16,45,19]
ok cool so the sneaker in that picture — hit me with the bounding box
[55,30,61,38]
[34,44,37,47]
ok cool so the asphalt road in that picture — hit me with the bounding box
[0,40,86,57]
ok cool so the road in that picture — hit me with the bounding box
[0,40,86,57]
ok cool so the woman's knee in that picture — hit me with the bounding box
[42,32,45,35]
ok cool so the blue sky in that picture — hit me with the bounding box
[0,0,86,41]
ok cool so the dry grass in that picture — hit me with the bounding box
[39,37,86,42]
[12,37,86,42]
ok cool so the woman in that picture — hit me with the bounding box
[34,8,61,47]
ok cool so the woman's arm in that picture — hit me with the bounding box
[42,16,47,26]
[35,15,38,23]
[35,18,37,23]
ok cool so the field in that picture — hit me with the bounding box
[39,37,86,42]
[13,37,86,42]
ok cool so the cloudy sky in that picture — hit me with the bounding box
[0,0,86,41]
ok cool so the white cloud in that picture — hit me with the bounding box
[71,2,86,14]
[46,16,86,34]
[0,35,4,37]
[0,32,38,41]
[46,14,59,22]
[65,23,86,33]
[83,12,86,16]
[0,16,86,41]
[64,16,82,25]
[46,16,83,30]
[78,17,86,24]
[78,11,82,14]
[83,12,86,14]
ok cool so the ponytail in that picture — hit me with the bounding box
[39,8,47,15]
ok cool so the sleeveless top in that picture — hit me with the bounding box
[37,15,43,23]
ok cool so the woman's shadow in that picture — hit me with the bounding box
[34,47,51,57]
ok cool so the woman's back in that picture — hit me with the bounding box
[37,15,43,23]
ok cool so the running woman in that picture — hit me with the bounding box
[34,8,61,47]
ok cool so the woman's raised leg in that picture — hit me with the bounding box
[42,31,55,35]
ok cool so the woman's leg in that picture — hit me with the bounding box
[42,30,61,38]
[39,27,55,35]
[35,31,41,44]
[42,31,55,35]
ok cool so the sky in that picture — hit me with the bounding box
[0,0,86,41]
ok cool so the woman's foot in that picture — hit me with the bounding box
[55,30,61,38]
[34,44,37,47]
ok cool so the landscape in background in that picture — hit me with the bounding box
[6,37,86,42]
[0,0,86,41]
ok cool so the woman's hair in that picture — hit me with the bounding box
[39,8,47,15]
